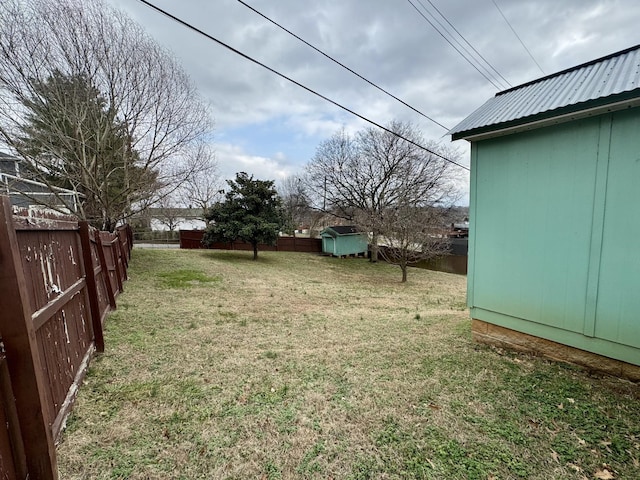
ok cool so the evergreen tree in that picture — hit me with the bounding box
[16,70,158,230]
[203,172,286,260]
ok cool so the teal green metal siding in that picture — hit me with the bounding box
[322,236,335,255]
[469,109,640,365]
[320,231,368,257]
[594,109,640,349]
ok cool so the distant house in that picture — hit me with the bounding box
[320,225,368,257]
[0,152,80,213]
[143,207,206,231]
[450,45,640,379]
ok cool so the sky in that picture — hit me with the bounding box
[105,0,640,204]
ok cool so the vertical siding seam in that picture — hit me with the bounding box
[583,115,612,336]
[467,145,478,309]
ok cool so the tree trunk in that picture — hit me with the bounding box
[103,216,114,233]
[401,264,408,283]
[252,242,258,260]
[370,231,379,263]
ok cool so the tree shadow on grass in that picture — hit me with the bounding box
[198,250,278,264]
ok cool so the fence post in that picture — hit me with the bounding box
[79,222,105,353]
[0,197,58,480]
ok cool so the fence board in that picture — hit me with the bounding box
[100,232,124,297]
[36,294,93,439]
[89,228,113,327]
[0,354,26,480]
[96,232,116,312]
[80,222,105,352]
[116,225,131,267]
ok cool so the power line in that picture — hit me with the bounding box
[236,0,450,132]
[418,0,512,88]
[491,0,545,75]
[413,0,510,89]
[406,0,508,90]
[136,0,470,172]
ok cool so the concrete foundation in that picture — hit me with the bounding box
[472,319,640,382]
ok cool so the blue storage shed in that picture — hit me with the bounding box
[450,45,640,379]
[320,226,368,257]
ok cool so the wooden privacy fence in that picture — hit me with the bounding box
[0,196,132,480]
[180,230,468,274]
[179,229,323,253]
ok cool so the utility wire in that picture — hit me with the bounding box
[406,0,507,90]
[414,0,509,90]
[136,0,470,172]
[491,0,545,75]
[237,0,450,132]
[418,0,512,88]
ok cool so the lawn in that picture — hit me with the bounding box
[57,249,640,479]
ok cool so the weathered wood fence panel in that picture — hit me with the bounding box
[0,196,132,480]
[100,231,126,298]
[179,229,323,253]
[0,354,26,480]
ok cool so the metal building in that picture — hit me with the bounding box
[320,226,368,257]
[450,45,640,377]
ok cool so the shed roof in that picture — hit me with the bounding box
[320,225,362,237]
[450,44,640,141]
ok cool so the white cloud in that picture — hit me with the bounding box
[215,143,295,183]
[103,0,640,205]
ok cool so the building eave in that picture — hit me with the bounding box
[452,95,640,142]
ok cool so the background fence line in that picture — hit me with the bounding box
[179,229,323,253]
[179,230,468,275]
[0,196,132,480]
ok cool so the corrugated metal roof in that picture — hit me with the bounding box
[450,44,640,140]
[320,225,361,236]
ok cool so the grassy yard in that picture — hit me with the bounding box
[57,249,639,479]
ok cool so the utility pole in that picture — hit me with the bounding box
[323,175,327,211]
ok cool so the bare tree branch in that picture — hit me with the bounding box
[0,0,213,230]
[305,120,461,261]
[377,205,450,282]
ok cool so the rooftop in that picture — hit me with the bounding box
[321,225,361,236]
[450,44,640,141]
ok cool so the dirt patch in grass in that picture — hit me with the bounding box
[58,250,640,479]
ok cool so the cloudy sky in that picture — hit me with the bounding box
[105,0,640,204]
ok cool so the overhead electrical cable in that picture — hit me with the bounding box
[491,0,545,75]
[236,0,450,131]
[406,0,507,90]
[418,0,512,88]
[413,0,509,90]
[136,0,470,172]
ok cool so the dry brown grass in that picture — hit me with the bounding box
[57,249,640,480]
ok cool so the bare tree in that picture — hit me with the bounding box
[0,0,212,230]
[178,144,221,221]
[378,205,450,282]
[305,121,460,261]
[278,175,312,235]
[153,195,184,232]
